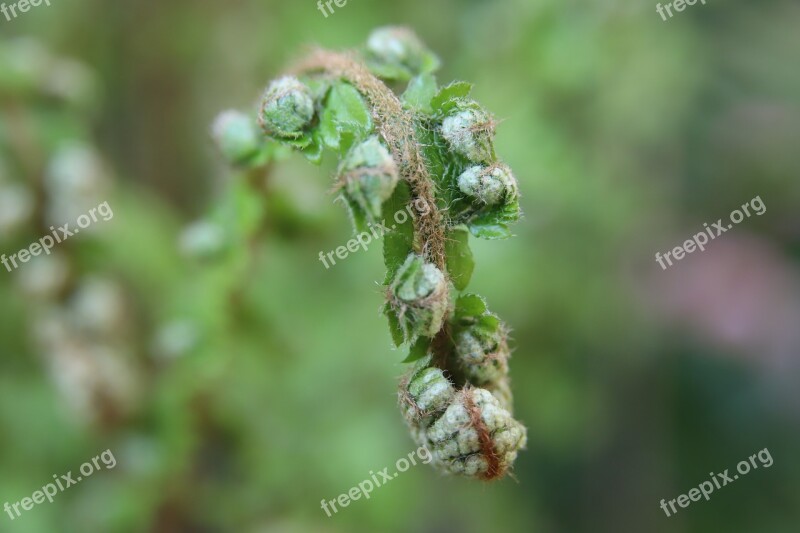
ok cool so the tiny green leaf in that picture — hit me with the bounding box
[341,194,370,234]
[445,226,475,291]
[476,313,501,332]
[283,134,313,150]
[468,221,512,240]
[468,198,520,239]
[300,128,325,164]
[319,82,372,152]
[455,293,488,320]
[385,303,405,347]
[402,337,431,363]
[431,81,472,114]
[382,182,415,281]
[402,74,438,113]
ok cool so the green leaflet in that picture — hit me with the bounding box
[402,336,431,363]
[445,226,475,291]
[319,82,372,155]
[281,134,313,151]
[467,198,521,240]
[386,302,405,347]
[468,221,513,239]
[299,81,372,165]
[300,128,325,165]
[402,73,438,113]
[381,181,415,282]
[342,193,370,234]
[453,293,502,338]
[455,293,488,320]
[431,81,473,115]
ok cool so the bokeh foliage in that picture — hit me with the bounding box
[1,0,799,532]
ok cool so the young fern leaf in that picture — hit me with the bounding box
[212,26,526,480]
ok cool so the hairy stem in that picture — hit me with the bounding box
[289,49,448,272]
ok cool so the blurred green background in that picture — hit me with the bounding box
[1,0,799,532]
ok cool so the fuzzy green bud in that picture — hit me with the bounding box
[485,377,514,413]
[389,254,449,340]
[259,76,314,139]
[340,136,399,222]
[399,357,456,446]
[211,110,263,165]
[400,357,455,422]
[457,163,517,206]
[425,387,527,479]
[454,326,509,386]
[441,101,495,162]
[366,27,440,80]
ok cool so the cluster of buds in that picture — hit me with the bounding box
[398,292,525,479]
[0,38,96,108]
[0,39,143,429]
[400,356,526,480]
[438,100,520,226]
[32,278,142,427]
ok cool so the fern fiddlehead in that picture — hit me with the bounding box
[213,27,526,480]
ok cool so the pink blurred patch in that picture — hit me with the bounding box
[644,233,800,369]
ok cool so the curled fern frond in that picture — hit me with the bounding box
[212,27,526,480]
